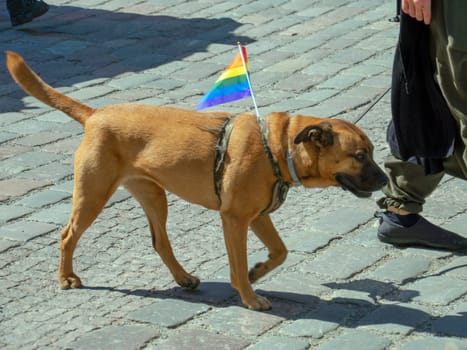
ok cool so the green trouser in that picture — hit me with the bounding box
[378,0,467,214]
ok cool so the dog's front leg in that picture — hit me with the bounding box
[248,215,288,283]
[221,213,271,310]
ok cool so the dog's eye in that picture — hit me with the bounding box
[353,153,367,162]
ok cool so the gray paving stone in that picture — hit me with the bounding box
[257,272,330,304]
[0,144,32,161]
[13,132,70,147]
[404,276,467,306]
[286,207,374,253]
[67,325,160,350]
[399,336,467,350]
[431,302,467,337]
[367,255,432,284]
[198,306,283,337]
[315,329,391,350]
[246,336,308,350]
[0,178,50,199]
[357,303,430,335]
[0,204,34,224]
[0,239,19,253]
[16,190,71,209]
[128,299,209,328]
[0,151,63,177]
[0,220,58,242]
[28,203,71,225]
[279,302,360,338]
[155,329,250,350]
[172,280,237,305]
[299,244,387,279]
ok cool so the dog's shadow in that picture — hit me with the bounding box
[1,4,254,112]
[82,277,467,338]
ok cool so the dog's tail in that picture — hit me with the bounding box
[5,51,95,125]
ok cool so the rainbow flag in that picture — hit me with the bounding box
[197,45,252,110]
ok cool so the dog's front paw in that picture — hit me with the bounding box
[59,274,82,289]
[177,274,200,289]
[244,294,271,311]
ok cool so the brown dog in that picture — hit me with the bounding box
[6,51,387,310]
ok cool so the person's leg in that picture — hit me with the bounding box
[376,0,467,251]
[7,0,49,26]
[376,156,467,251]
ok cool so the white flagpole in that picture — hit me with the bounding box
[237,42,261,120]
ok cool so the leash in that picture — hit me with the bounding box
[352,86,391,125]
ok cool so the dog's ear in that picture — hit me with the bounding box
[294,122,334,147]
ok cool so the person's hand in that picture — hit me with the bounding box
[402,0,431,24]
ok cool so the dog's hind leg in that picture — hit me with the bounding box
[248,215,288,283]
[59,155,120,289]
[124,179,200,289]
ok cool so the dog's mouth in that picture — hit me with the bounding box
[335,174,372,198]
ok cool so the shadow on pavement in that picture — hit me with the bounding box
[81,279,467,338]
[1,4,254,111]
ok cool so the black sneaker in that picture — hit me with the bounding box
[8,0,49,26]
[376,211,467,251]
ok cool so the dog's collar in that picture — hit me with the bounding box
[286,150,302,186]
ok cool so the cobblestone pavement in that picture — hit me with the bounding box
[1,0,467,349]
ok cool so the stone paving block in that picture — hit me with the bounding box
[404,276,467,306]
[246,336,308,350]
[279,302,360,338]
[0,144,32,161]
[172,280,237,305]
[0,178,50,199]
[315,329,392,350]
[198,306,283,337]
[357,303,431,335]
[3,119,62,135]
[257,272,331,304]
[0,151,63,177]
[67,325,160,350]
[286,207,374,253]
[155,329,250,350]
[432,256,467,279]
[366,255,432,284]
[68,85,116,102]
[14,132,70,147]
[27,203,71,225]
[19,162,73,182]
[0,220,58,242]
[0,112,32,126]
[0,204,34,224]
[0,239,20,253]
[300,244,387,279]
[0,132,20,145]
[16,189,71,209]
[128,299,210,328]
[399,336,467,350]
[107,72,162,90]
[431,302,467,338]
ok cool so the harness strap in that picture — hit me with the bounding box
[257,116,290,215]
[214,116,235,198]
[213,115,290,216]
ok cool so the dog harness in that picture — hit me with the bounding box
[214,115,301,215]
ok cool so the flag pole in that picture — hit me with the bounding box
[237,42,261,120]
